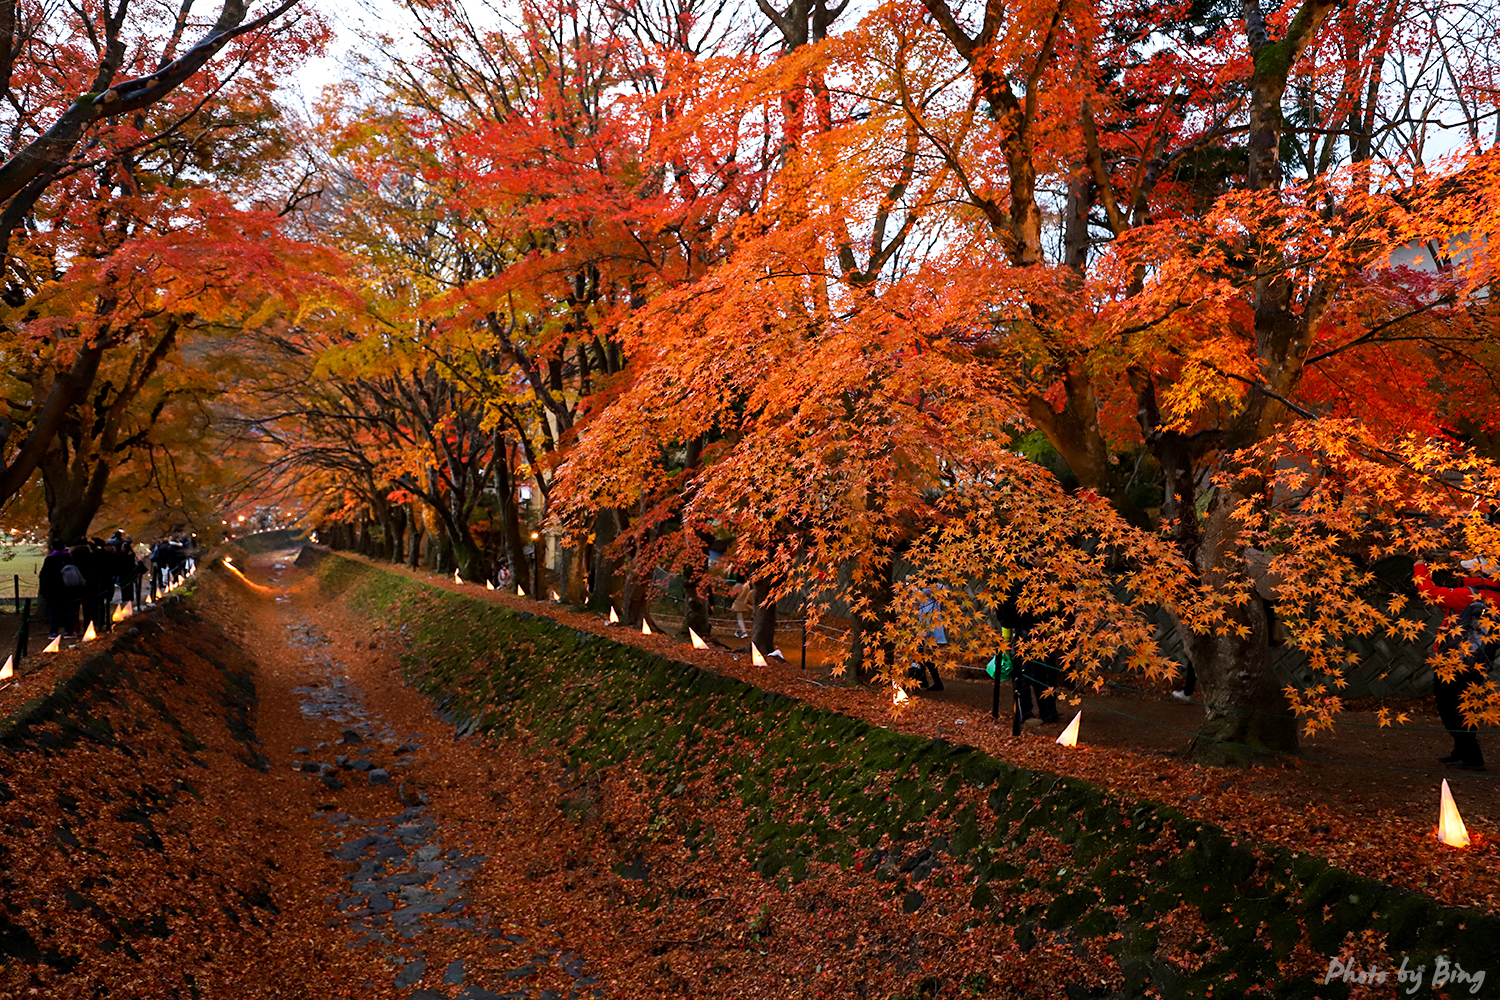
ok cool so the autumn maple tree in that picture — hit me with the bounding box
[0,0,326,541]
[256,0,1500,763]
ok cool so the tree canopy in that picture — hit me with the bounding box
[10,0,1500,762]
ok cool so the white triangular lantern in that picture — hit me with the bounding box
[43,635,61,653]
[608,606,620,624]
[689,628,708,650]
[82,622,97,641]
[517,584,526,597]
[486,580,495,590]
[1438,779,1470,848]
[750,643,768,667]
[0,655,12,679]
[1056,711,1081,747]
[642,619,653,636]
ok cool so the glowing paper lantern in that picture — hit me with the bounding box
[453,569,463,584]
[689,628,709,650]
[111,605,126,623]
[486,580,495,590]
[549,590,561,602]
[642,619,653,636]
[892,682,909,705]
[608,606,620,625]
[82,622,97,641]
[0,655,11,680]
[750,643,768,667]
[42,636,61,653]
[517,584,526,598]
[1056,711,1081,747]
[1438,779,1470,848]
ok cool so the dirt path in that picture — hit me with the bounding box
[203,551,608,999]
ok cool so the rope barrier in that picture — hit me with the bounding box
[1066,693,1500,781]
[1089,671,1500,735]
[1009,668,1500,780]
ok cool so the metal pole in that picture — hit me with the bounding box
[991,650,1001,720]
[13,574,18,613]
[1012,666,1024,737]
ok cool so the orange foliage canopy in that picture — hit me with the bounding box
[277,0,1500,761]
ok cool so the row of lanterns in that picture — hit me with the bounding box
[453,565,1479,852]
[0,562,197,680]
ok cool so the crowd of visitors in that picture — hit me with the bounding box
[36,533,199,639]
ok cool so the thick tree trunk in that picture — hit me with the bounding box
[43,455,109,545]
[751,577,777,656]
[494,441,529,588]
[589,508,626,613]
[389,505,406,564]
[560,544,588,603]
[407,515,423,570]
[1182,497,1299,763]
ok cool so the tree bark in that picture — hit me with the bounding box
[1182,494,1299,761]
[750,576,777,657]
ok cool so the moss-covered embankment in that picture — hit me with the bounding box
[312,550,1498,999]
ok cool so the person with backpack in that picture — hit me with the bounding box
[907,586,947,692]
[39,540,84,638]
[994,581,1060,726]
[1415,557,1500,771]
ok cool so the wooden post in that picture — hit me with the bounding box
[15,598,30,661]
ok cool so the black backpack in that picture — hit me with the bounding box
[1453,599,1499,670]
[60,563,86,589]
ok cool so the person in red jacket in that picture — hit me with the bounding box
[1415,558,1500,770]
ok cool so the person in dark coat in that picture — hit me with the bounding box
[112,534,141,607]
[73,540,110,635]
[38,540,81,637]
[1416,558,1500,771]
[995,582,1060,725]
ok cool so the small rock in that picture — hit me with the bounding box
[294,747,311,754]
[444,959,466,986]
[340,730,364,745]
[336,755,349,767]
[300,762,321,774]
[369,769,391,786]
[393,959,425,989]
[349,759,373,771]
[321,775,346,791]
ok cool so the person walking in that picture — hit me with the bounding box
[1415,557,1500,771]
[908,587,946,691]
[732,581,754,638]
[994,583,1059,725]
[39,541,82,637]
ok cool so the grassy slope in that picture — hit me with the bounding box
[315,551,1500,1000]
